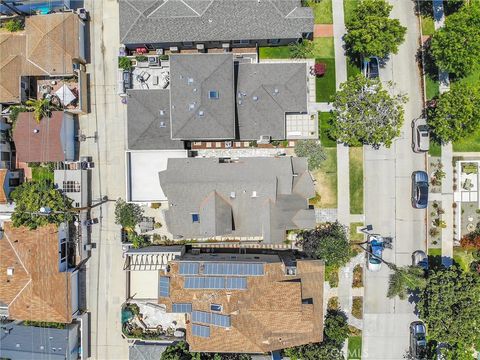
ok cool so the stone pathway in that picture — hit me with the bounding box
[309,102,333,112]
[314,24,334,37]
[315,208,338,223]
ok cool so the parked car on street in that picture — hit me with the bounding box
[412,118,430,152]
[362,56,380,79]
[367,234,384,272]
[410,321,427,359]
[412,250,428,270]
[412,171,429,209]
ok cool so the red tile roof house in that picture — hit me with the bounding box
[12,111,75,163]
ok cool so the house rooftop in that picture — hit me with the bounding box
[236,62,308,140]
[127,89,184,150]
[159,156,316,243]
[169,54,235,140]
[0,222,74,323]
[119,0,313,45]
[160,252,324,353]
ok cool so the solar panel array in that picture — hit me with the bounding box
[191,324,210,338]
[192,311,231,328]
[159,276,170,297]
[172,303,192,313]
[184,276,247,290]
[203,262,264,276]
[179,262,200,275]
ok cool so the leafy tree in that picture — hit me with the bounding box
[427,82,480,143]
[284,342,344,360]
[296,222,351,268]
[128,232,150,249]
[437,344,475,360]
[25,98,58,123]
[387,265,427,300]
[294,140,327,170]
[417,266,480,347]
[344,0,406,58]
[11,180,73,230]
[161,341,192,360]
[323,309,349,348]
[118,56,133,70]
[114,198,144,231]
[289,40,314,59]
[3,19,23,32]
[430,3,480,77]
[331,75,407,148]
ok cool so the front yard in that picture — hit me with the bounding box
[349,147,364,214]
[348,336,362,360]
[318,112,336,147]
[309,0,333,24]
[453,128,480,152]
[316,58,336,102]
[310,147,337,208]
[259,37,334,60]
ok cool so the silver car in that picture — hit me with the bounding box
[412,118,430,152]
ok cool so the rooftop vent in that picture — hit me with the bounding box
[252,96,258,101]
[159,109,165,116]
[198,110,205,116]
[193,88,197,92]
[189,103,195,111]
[188,78,194,84]
[230,192,236,198]
[274,88,279,94]
[7,267,14,276]
[209,90,219,99]
[33,129,39,134]
[159,122,166,128]
[251,191,257,198]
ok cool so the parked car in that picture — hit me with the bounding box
[412,118,430,152]
[412,171,429,209]
[367,234,384,272]
[410,321,427,359]
[412,250,428,270]
[362,56,380,79]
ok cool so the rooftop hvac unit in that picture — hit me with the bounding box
[258,135,271,144]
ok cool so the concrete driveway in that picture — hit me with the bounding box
[362,0,427,359]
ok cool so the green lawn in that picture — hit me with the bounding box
[348,336,362,360]
[311,0,333,24]
[453,128,480,152]
[258,46,291,59]
[461,67,480,87]
[350,222,364,242]
[311,148,337,208]
[344,0,359,24]
[318,111,336,147]
[316,58,336,102]
[313,37,334,58]
[421,16,435,36]
[428,248,475,272]
[425,74,439,100]
[31,166,54,182]
[429,141,441,156]
[347,57,361,80]
[349,147,364,214]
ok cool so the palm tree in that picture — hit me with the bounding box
[25,98,55,123]
[387,265,427,300]
[289,40,314,59]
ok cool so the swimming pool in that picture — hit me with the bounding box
[0,1,69,15]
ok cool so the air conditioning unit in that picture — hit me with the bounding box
[258,135,271,144]
[191,248,201,255]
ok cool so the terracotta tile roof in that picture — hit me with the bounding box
[0,222,73,323]
[12,111,66,163]
[161,258,324,353]
[0,169,8,204]
[25,13,80,75]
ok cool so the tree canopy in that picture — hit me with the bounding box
[430,3,480,78]
[160,342,252,360]
[417,266,480,348]
[296,222,352,268]
[294,140,327,170]
[114,198,144,231]
[331,75,407,148]
[427,82,480,143]
[387,265,427,300]
[11,180,73,230]
[344,0,406,58]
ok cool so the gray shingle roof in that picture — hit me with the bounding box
[170,54,236,140]
[236,62,308,140]
[159,156,315,243]
[119,0,313,45]
[127,89,184,150]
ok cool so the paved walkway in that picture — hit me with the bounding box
[338,253,365,329]
[433,0,454,266]
[309,102,333,112]
[314,24,334,37]
[332,0,350,226]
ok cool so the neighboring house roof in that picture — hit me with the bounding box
[161,253,324,353]
[159,157,315,243]
[0,169,8,204]
[129,342,168,360]
[0,323,79,360]
[25,13,81,75]
[236,62,308,140]
[169,54,235,140]
[127,89,184,150]
[0,222,73,323]
[119,0,313,45]
[13,111,68,163]
[0,13,80,103]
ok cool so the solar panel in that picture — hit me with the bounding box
[225,277,247,290]
[179,262,200,275]
[184,277,226,289]
[192,324,210,338]
[172,303,192,313]
[159,276,170,297]
[203,263,264,276]
[192,311,211,324]
[211,313,231,327]
[192,311,231,328]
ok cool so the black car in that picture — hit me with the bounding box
[412,171,429,209]
[362,56,380,79]
[410,321,427,359]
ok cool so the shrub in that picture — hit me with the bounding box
[3,19,23,32]
[312,63,326,77]
[352,297,363,319]
[327,297,339,310]
[150,203,161,209]
[294,139,326,170]
[352,265,363,287]
[327,267,339,287]
[154,222,162,229]
[118,56,132,70]
[348,325,362,336]
[8,105,28,125]
[460,224,480,249]
[135,55,148,62]
[249,140,257,147]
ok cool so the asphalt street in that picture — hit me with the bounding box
[362,1,428,359]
